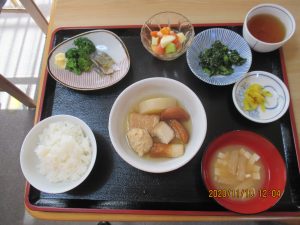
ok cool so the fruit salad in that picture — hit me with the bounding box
[150,26,187,56]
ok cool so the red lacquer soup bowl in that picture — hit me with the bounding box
[201,130,286,214]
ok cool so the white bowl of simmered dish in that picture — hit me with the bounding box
[20,115,97,193]
[109,77,207,173]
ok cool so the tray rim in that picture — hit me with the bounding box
[26,23,300,217]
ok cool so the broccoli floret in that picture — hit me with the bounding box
[78,56,93,72]
[65,58,82,75]
[63,37,96,75]
[77,48,91,58]
[65,48,79,59]
[74,37,96,55]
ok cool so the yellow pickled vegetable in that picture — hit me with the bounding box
[243,83,272,112]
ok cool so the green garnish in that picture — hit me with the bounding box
[65,37,95,75]
[199,40,246,76]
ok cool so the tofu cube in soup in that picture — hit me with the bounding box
[212,146,264,201]
[152,121,175,144]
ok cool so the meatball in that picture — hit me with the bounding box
[127,128,153,156]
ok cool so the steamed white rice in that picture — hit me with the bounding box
[35,121,92,183]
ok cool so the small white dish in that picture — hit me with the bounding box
[186,28,252,86]
[47,30,130,91]
[20,115,97,193]
[232,71,290,123]
[109,77,207,173]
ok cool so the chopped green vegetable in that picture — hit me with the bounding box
[66,58,81,75]
[65,48,79,59]
[78,56,93,72]
[65,37,96,75]
[74,37,96,55]
[199,40,246,76]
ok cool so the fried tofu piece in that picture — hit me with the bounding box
[128,113,160,134]
[168,119,189,143]
[149,143,184,158]
[152,121,175,144]
[237,153,247,181]
[160,106,190,121]
[228,150,239,175]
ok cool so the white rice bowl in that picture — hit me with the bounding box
[35,121,92,183]
[20,115,97,193]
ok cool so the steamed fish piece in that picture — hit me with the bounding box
[92,51,119,75]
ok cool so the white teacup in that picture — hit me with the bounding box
[243,4,296,53]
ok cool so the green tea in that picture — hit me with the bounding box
[248,14,286,43]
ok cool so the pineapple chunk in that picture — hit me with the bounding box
[177,32,186,43]
[160,35,176,48]
[151,36,159,46]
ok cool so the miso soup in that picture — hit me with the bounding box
[210,145,265,200]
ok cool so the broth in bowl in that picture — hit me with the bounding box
[210,145,265,201]
[201,130,286,214]
[126,96,191,158]
[109,77,207,173]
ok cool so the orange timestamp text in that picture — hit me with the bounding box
[208,189,282,199]
[208,189,255,199]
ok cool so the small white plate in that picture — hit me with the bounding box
[47,30,130,91]
[20,115,97,193]
[232,71,290,123]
